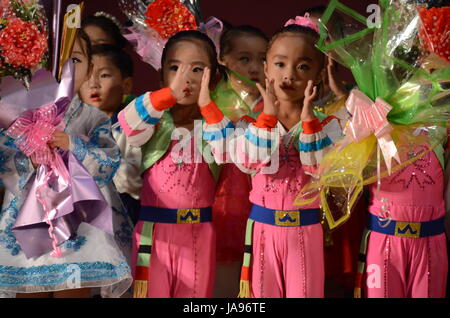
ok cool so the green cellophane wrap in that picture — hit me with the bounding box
[294,0,450,230]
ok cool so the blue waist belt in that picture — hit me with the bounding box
[249,204,320,227]
[139,206,212,224]
[368,214,445,238]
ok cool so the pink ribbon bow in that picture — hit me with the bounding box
[6,104,64,166]
[6,103,69,258]
[284,13,319,33]
[343,89,401,174]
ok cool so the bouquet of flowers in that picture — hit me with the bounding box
[119,0,222,70]
[294,0,450,230]
[0,0,49,88]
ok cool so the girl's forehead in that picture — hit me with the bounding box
[268,34,317,58]
[229,35,268,52]
[165,40,211,62]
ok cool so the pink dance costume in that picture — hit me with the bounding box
[202,104,343,298]
[118,88,222,298]
[359,143,448,298]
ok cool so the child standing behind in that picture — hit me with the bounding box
[79,44,141,225]
[211,25,268,297]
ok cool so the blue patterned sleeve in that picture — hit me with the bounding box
[69,118,121,188]
[0,129,35,196]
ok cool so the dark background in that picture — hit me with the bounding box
[63,0,375,95]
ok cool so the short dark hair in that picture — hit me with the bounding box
[82,15,128,49]
[219,25,268,60]
[161,30,218,81]
[91,44,133,78]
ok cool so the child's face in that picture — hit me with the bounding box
[265,34,323,102]
[79,55,131,115]
[84,25,115,46]
[162,40,212,105]
[71,38,90,94]
[220,35,267,95]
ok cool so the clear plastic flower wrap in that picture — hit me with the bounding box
[0,0,49,88]
[294,0,450,230]
[119,0,222,70]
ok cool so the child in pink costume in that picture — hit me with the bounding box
[119,31,225,298]
[364,138,448,298]
[201,20,345,298]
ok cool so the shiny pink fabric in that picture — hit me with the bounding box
[365,149,448,298]
[250,222,324,298]
[132,221,216,298]
[250,142,319,211]
[140,139,216,208]
[249,143,324,297]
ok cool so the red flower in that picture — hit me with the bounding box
[0,18,48,69]
[419,6,450,63]
[144,0,197,39]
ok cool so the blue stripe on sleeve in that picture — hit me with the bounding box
[134,94,161,125]
[244,129,272,148]
[299,136,332,153]
[203,120,235,141]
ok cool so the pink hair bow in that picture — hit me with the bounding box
[284,13,319,33]
[343,89,401,174]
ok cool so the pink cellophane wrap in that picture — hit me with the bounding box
[125,16,224,70]
[342,89,401,174]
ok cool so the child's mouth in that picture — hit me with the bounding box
[280,84,296,91]
[183,88,192,97]
[90,92,102,102]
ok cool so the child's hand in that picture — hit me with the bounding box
[198,67,212,107]
[327,56,347,99]
[49,132,70,150]
[257,79,279,116]
[302,80,317,121]
[169,64,190,102]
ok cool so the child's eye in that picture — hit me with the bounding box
[193,67,204,73]
[100,73,111,78]
[239,57,250,63]
[170,65,179,71]
[274,62,284,67]
[71,57,81,64]
[298,64,310,71]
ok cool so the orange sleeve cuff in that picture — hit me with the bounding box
[200,101,224,124]
[150,87,177,111]
[254,112,277,130]
[302,117,322,134]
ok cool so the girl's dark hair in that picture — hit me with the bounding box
[219,25,269,60]
[81,15,128,49]
[76,28,93,67]
[91,44,134,78]
[161,30,218,80]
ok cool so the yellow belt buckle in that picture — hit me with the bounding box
[395,221,421,238]
[275,211,300,226]
[177,209,201,224]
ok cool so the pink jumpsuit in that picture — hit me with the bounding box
[202,106,342,298]
[131,139,217,298]
[119,88,218,298]
[365,147,448,298]
[248,138,325,298]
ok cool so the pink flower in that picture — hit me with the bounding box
[0,18,48,69]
